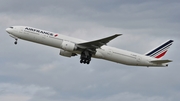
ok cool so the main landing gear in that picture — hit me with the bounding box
[14,39,18,45]
[80,50,92,64]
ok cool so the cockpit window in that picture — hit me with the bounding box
[10,27,13,29]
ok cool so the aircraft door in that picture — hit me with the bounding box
[136,56,141,65]
[19,27,24,34]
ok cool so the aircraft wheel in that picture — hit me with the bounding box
[87,61,90,64]
[14,41,17,44]
[80,60,83,63]
[85,60,89,64]
[83,60,86,64]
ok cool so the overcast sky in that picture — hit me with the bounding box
[0,0,180,101]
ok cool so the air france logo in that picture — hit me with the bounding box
[25,27,54,36]
[54,34,58,37]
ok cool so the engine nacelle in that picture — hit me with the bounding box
[61,41,76,52]
[59,50,76,57]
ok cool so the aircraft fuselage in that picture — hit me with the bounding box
[6,26,171,67]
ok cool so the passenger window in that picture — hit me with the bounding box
[10,27,13,29]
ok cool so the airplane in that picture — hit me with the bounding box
[6,26,174,67]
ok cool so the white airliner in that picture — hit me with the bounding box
[6,26,174,67]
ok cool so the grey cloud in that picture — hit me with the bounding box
[0,0,180,101]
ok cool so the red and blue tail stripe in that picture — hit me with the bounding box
[145,40,173,58]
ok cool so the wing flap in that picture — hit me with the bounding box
[77,34,122,49]
[150,60,172,64]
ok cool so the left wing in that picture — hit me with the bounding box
[76,34,122,50]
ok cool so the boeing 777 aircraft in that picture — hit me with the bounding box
[6,26,174,67]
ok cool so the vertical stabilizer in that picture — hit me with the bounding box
[145,40,174,59]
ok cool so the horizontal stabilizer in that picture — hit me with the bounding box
[150,60,172,64]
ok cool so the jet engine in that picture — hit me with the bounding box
[59,50,77,57]
[61,41,77,52]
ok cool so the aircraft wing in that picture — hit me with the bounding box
[77,34,122,50]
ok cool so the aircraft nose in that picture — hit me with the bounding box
[6,28,11,34]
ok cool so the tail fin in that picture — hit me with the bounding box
[145,40,174,59]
